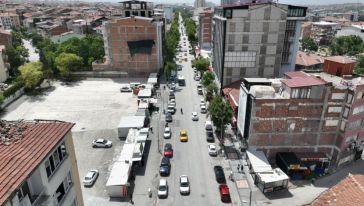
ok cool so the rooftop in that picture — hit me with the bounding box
[0,120,74,204]
[281,74,327,88]
[324,56,356,64]
[313,21,339,26]
[296,51,324,67]
[311,174,364,206]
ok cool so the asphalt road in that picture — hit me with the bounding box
[155,18,228,206]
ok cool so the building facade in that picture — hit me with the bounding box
[195,0,206,8]
[163,6,173,23]
[295,51,324,72]
[237,71,364,167]
[0,120,84,206]
[0,29,11,46]
[0,45,9,82]
[0,13,20,29]
[323,56,356,77]
[212,2,306,87]
[311,21,339,45]
[100,16,163,75]
[198,10,213,50]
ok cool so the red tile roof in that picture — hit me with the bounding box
[281,76,327,88]
[0,120,74,204]
[223,80,242,108]
[285,71,310,79]
[311,174,364,206]
[296,51,324,67]
[325,56,356,64]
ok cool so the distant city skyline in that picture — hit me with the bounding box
[75,0,364,6]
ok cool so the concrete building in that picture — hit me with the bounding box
[195,0,206,8]
[0,45,9,82]
[0,29,11,46]
[295,51,324,72]
[97,16,163,75]
[311,21,339,45]
[119,0,154,18]
[300,21,312,39]
[221,0,272,6]
[0,120,84,206]
[212,2,306,87]
[163,6,173,23]
[198,10,213,50]
[0,13,20,29]
[237,71,364,168]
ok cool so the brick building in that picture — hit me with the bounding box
[99,16,163,75]
[295,51,324,72]
[237,71,364,167]
[323,56,356,77]
[198,10,213,50]
[0,29,11,46]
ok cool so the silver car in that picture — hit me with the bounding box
[164,127,171,139]
[83,170,98,186]
[179,175,190,195]
[92,139,112,148]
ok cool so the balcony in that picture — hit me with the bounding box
[31,190,52,206]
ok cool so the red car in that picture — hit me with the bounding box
[219,184,231,203]
[164,143,173,157]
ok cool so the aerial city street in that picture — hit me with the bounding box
[1,0,364,206]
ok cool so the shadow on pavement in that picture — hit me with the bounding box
[133,139,152,176]
[263,189,294,200]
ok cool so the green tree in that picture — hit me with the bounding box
[206,82,218,101]
[302,37,318,51]
[207,95,233,136]
[5,45,27,75]
[330,35,364,56]
[19,61,44,89]
[11,30,24,47]
[164,61,177,80]
[354,55,364,75]
[55,53,83,80]
[202,71,215,87]
[193,57,209,75]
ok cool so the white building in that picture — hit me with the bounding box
[0,13,20,29]
[163,6,173,23]
[0,120,84,206]
[0,45,9,82]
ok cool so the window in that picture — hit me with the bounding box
[54,171,73,205]
[17,182,30,201]
[45,142,68,179]
[225,9,232,18]
[343,107,350,118]
[328,107,342,113]
[348,119,362,129]
[347,94,353,104]
[332,93,346,100]
[353,105,364,115]
[340,121,346,131]
[325,120,339,127]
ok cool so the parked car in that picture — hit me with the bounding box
[159,157,171,176]
[219,184,231,203]
[200,98,206,107]
[158,179,168,198]
[200,105,207,113]
[83,170,99,186]
[191,112,199,121]
[179,175,190,195]
[92,139,112,148]
[120,86,132,92]
[208,144,218,156]
[165,113,173,122]
[0,83,9,89]
[194,75,201,81]
[206,131,214,142]
[214,166,226,183]
[164,143,173,157]
[164,127,171,139]
[198,88,203,95]
[179,130,188,142]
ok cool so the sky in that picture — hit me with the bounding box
[79,0,364,6]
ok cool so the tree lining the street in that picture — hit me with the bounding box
[207,95,233,134]
[55,53,83,80]
[192,57,210,75]
[164,62,177,80]
[330,35,364,56]
[19,61,43,89]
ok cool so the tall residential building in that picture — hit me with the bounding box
[0,120,84,206]
[311,21,339,45]
[198,10,213,50]
[212,2,306,87]
[195,0,206,8]
[221,0,272,6]
[0,45,9,82]
[93,0,164,75]
[0,13,20,29]
[237,69,364,168]
[163,6,173,23]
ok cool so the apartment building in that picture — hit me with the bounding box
[0,29,11,46]
[237,70,364,168]
[0,13,20,29]
[311,21,339,45]
[194,0,206,8]
[295,51,324,72]
[198,10,213,50]
[0,120,84,206]
[221,0,272,6]
[0,45,9,82]
[212,2,306,87]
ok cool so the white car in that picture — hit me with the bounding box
[164,127,171,139]
[200,105,207,113]
[120,86,132,92]
[192,112,199,121]
[158,179,168,198]
[179,175,190,195]
[83,170,99,186]
[200,99,206,107]
[208,144,218,156]
[92,139,112,148]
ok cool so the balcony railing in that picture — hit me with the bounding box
[31,190,51,206]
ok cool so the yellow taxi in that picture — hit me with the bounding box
[179,130,188,142]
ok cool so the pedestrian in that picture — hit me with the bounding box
[129,193,134,204]
[180,108,183,114]
[150,127,153,133]
[237,164,240,172]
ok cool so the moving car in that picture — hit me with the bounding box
[165,113,173,122]
[206,130,214,142]
[179,130,188,142]
[158,179,168,198]
[214,166,226,183]
[191,112,199,121]
[92,139,112,148]
[179,175,190,195]
[164,143,173,157]
[208,144,218,156]
[83,170,98,186]
[164,127,171,139]
[159,157,171,176]
[120,86,132,92]
[219,184,231,203]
